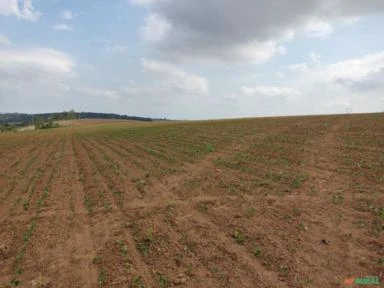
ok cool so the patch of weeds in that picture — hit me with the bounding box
[297,223,308,231]
[377,207,384,218]
[296,276,312,287]
[113,190,123,203]
[137,228,154,256]
[136,181,147,194]
[37,188,49,209]
[84,194,93,214]
[279,265,290,276]
[208,266,226,281]
[266,172,286,182]
[228,184,238,194]
[206,143,214,153]
[332,193,344,204]
[155,272,169,288]
[378,258,384,265]
[245,207,256,218]
[291,174,307,189]
[131,276,145,288]
[197,203,208,212]
[98,270,106,287]
[146,227,154,241]
[92,255,102,264]
[117,240,128,257]
[353,218,366,228]
[371,219,384,235]
[23,219,37,244]
[252,247,262,257]
[231,230,245,245]
[103,202,111,211]
[22,202,29,211]
[14,268,22,275]
[185,266,193,277]
[9,278,20,287]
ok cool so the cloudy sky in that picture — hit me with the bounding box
[1,0,384,119]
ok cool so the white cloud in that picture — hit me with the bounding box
[0,0,41,22]
[0,35,11,45]
[320,52,384,92]
[141,13,171,44]
[342,16,361,25]
[77,87,121,100]
[229,41,285,63]
[53,23,74,31]
[137,0,384,63]
[105,44,128,54]
[241,86,302,98]
[304,20,334,38]
[60,10,74,20]
[309,52,321,64]
[0,47,75,112]
[325,52,384,84]
[0,48,75,81]
[142,58,209,95]
[289,63,309,72]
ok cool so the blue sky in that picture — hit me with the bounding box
[1,0,384,119]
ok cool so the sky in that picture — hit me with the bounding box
[0,0,384,120]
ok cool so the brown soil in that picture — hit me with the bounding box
[0,114,383,288]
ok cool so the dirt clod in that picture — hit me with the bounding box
[174,273,188,285]
[31,275,50,288]
[321,239,330,245]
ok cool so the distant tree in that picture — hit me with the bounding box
[34,118,59,130]
[67,109,76,119]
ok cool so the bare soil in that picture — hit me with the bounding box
[0,114,383,287]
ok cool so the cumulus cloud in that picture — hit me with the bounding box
[324,52,384,91]
[60,10,74,20]
[0,48,75,82]
[140,13,171,44]
[142,58,209,95]
[0,0,41,22]
[135,0,384,63]
[53,23,74,31]
[0,47,76,113]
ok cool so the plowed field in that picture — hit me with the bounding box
[0,114,383,287]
